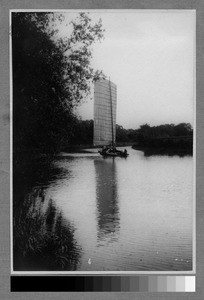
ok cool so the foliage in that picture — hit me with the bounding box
[116,122,193,145]
[116,124,129,143]
[69,119,94,145]
[14,195,81,271]
[133,123,193,153]
[60,120,193,149]
[13,155,81,271]
[135,123,193,141]
[12,12,105,155]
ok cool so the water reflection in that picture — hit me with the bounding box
[94,158,120,244]
[13,148,193,271]
[13,157,81,271]
[142,147,193,157]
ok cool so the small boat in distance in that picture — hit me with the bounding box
[93,78,128,157]
[99,145,128,157]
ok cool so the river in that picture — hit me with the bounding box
[13,147,193,272]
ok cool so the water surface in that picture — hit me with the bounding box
[13,147,193,271]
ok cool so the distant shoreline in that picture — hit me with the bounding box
[61,142,133,153]
[13,139,193,158]
[132,142,193,157]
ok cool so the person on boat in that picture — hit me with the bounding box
[106,147,112,154]
[124,149,127,155]
[101,145,107,154]
[112,145,116,153]
[107,145,116,153]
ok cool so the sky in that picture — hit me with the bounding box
[61,10,195,129]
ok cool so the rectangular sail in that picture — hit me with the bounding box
[94,79,117,146]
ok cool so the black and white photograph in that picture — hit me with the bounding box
[11,9,195,273]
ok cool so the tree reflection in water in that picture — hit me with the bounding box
[143,147,193,157]
[13,156,81,271]
[94,158,120,244]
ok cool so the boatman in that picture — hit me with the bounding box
[102,145,109,154]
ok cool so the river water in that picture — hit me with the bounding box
[13,147,193,272]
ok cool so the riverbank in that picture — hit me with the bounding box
[61,142,133,153]
[132,137,193,156]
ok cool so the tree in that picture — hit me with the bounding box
[12,12,105,154]
[116,124,129,143]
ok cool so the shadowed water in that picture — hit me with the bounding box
[13,147,193,271]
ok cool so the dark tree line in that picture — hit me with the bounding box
[132,123,193,155]
[134,123,193,145]
[69,119,93,146]
[116,122,193,142]
[64,121,193,151]
[12,12,105,156]
[135,123,193,139]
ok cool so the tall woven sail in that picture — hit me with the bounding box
[94,79,117,146]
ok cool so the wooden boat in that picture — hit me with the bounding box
[93,78,128,157]
[98,148,128,157]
